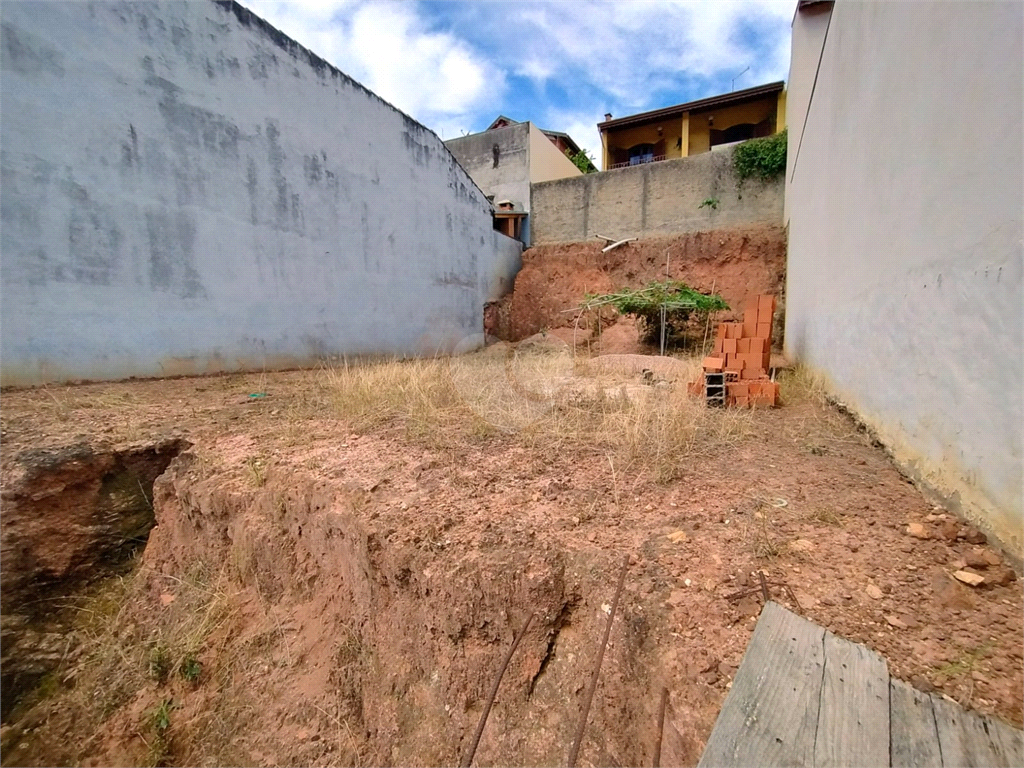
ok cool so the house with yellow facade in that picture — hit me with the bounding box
[598,81,786,171]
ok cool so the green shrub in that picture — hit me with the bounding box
[733,129,787,182]
[585,281,729,346]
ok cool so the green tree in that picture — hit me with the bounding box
[567,148,598,174]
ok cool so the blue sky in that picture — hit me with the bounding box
[247,1,794,161]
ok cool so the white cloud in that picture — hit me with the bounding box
[542,109,605,166]
[246,0,498,125]
[242,0,793,148]
[501,0,793,111]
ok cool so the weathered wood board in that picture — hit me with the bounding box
[697,601,1023,767]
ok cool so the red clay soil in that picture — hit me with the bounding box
[498,224,786,342]
[1,364,1021,767]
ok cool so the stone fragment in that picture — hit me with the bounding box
[964,550,991,569]
[906,523,930,539]
[961,527,987,545]
[987,566,1017,587]
[953,570,985,587]
[938,521,960,542]
[866,584,883,600]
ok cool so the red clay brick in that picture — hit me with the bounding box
[758,295,776,313]
[702,356,724,371]
[737,338,750,354]
[723,338,738,354]
[756,322,772,339]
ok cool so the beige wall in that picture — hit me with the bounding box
[785,1,831,223]
[531,144,783,244]
[785,1,1023,550]
[528,123,583,184]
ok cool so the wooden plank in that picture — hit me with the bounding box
[890,678,943,767]
[814,629,890,767]
[932,693,1020,767]
[698,602,826,767]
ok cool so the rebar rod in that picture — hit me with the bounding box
[461,612,535,768]
[567,554,630,767]
[652,687,669,768]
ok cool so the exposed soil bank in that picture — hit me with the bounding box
[0,439,188,719]
[0,362,1020,766]
[495,224,786,343]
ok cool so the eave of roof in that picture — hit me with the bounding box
[540,128,582,155]
[598,81,785,131]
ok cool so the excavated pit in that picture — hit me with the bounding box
[0,446,697,767]
[124,451,680,767]
[0,438,189,720]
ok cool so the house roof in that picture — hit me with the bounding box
[598,81,785,131]
[486,115,520,130]
[483,115,586,159]
[539,129,582,156]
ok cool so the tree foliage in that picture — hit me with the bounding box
[567,149,598,174]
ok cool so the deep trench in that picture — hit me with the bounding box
[0,438,189,721]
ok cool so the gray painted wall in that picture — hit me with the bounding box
[445,123,531,243]
[530,145,783,245]
[445,123,531,211]
[1,0,517,386]
[785,1,1023,548]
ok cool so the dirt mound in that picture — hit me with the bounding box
[498,224,787,342]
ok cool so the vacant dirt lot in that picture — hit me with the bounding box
[1,347,1021,767]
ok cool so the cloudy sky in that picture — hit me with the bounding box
[247,0,794,161]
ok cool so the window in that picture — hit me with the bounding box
[629,143,655,165]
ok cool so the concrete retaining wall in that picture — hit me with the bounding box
[530,145,783,245]
[785,1,1023,548]
[1,0,512,386]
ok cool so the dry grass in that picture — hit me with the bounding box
[309,348,754,482]
[778,363,830,407]
[7,560,238,767]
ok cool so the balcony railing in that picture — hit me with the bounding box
[608,154,667,170]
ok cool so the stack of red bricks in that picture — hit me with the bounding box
[687,294,780,408]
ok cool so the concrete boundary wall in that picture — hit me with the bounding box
[530,145,783,245]
[785,1,1023,549]
[1,0,511,386]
